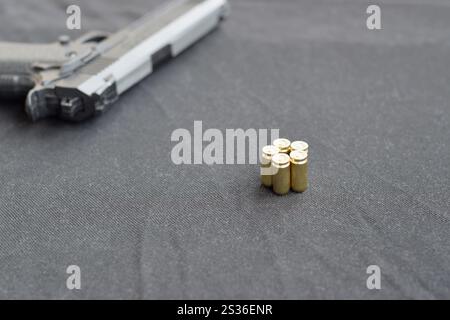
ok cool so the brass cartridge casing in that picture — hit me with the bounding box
[290,140,309,154]
[273,138,291,153]
[272,153,291,195]
[290,150,308,193]
[260,145,279,187]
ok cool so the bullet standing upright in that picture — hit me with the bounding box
[290,141,308,154]
[273,138,291,153]
[272,153,291,195]
[260,145,279,187]
[290,150,308,193]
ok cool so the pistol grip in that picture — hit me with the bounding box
[0,74,35,99]
[0,42,68,99]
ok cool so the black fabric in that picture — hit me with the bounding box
[1,0,449,299]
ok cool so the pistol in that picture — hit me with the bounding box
[0,0,229,122]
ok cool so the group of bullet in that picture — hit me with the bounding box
[260,139,309,195]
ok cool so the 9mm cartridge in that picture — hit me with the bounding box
[273,138,291,153]
[290,150,308,193]
[271,153,291,195]
[260,145,279,187]
[290,141,308,154]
